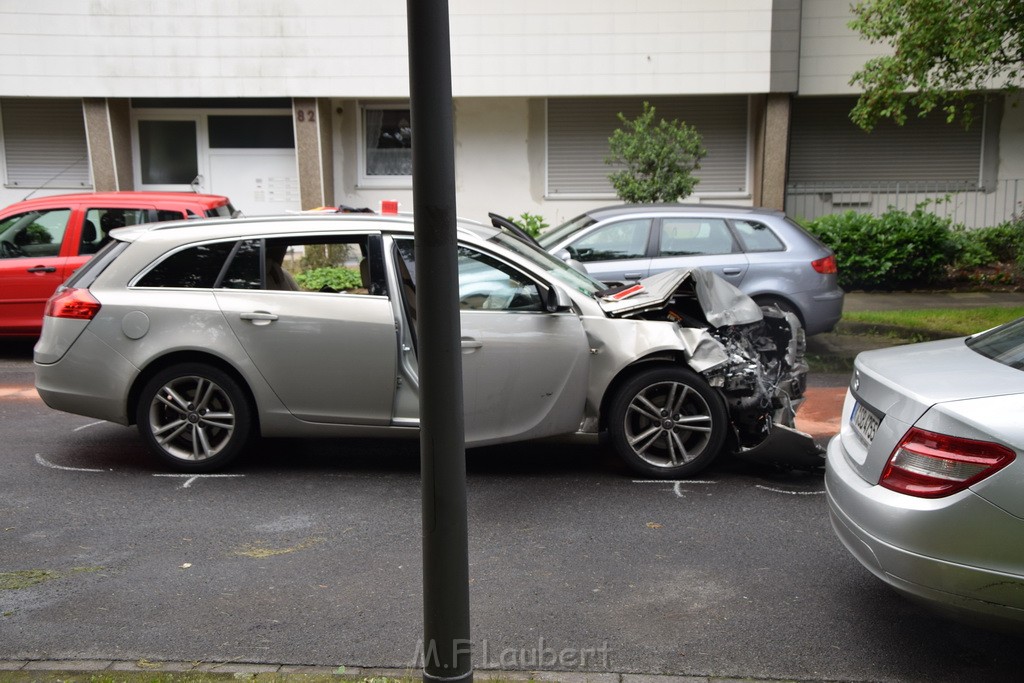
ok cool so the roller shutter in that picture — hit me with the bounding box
[1,98,91,190]
[789,96,983,187]
[547,96,748,196]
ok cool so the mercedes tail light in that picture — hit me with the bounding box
[880,427,1016,498]
[811,254,837,274]
[43,288,101,321]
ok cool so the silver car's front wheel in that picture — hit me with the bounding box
[608,366,728,478]
[136,363,251,472]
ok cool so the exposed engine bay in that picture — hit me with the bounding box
[606,267,823,469]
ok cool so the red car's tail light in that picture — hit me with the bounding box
[811,254,837,274]
[43,288,101,321]
[880,427,1016,498]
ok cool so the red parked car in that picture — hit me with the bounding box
[0,191,236,336]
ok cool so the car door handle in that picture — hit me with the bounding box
[240,311,279,324]
[26,266,57,273]
[461,338,483,354]
[623,272,644,281]
[721,268,742,276]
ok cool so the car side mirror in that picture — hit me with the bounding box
[555,248,589,276]
[542,285,574,313]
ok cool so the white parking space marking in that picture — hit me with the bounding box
[153,474,245,489]
[73,421,107,431]
[634,479,823,497]
[35,453,108,473]
[633,479,718,498]
[756,485,824,496]
[35,453,245,488]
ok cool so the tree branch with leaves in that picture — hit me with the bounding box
[849,0,1024,130]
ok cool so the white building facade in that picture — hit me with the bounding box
[0,0,1019,226]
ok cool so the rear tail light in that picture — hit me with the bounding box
[811,254,837,274]
[43,288,101,321]
[880,427,1016,498]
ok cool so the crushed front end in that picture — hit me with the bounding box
[603,267,823,469]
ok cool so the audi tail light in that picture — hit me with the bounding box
[811,254,838,274]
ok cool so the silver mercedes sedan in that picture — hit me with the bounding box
[826,319,1024,629]
[34,213,814,476]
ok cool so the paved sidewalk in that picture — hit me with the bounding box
[843,289,1022,312]
[0,659,794,682]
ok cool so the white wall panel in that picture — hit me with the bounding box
[0,0,786,98]
[798,0,889,95]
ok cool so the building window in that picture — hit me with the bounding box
[546,96,749,198]
[139,120,199,186]
[209,115,294,149]
[360,105,412,186]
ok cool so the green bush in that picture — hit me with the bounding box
[972,222,1024,263]
[293,266,363,291]
[947,227,995,269]
[804,206,956,290]
[508,212,549,238]
[605,101,706,203]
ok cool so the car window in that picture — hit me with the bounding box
[219,236,375,294]
[395,238,543,312]
[135,242,236,288]
[82,208,152,254]
[571,219,651,262]
[205,203,236,218]
[156,209,187,222]
[219,240,263,289]
[967,317,1024,370]
[0,208,71,259]
[536,212,597,248]
[659,218,735,256]
[733,219,785,252]
[64,239,130,289]
[456,247,543,311]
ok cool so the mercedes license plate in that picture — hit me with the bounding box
[851,401,880,445]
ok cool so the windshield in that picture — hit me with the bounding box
[966,317,1024,370]
[536,213,597,249]
[489,231,605,296]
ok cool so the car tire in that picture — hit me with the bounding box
[607,366,728,478]
[754,295,802,326]
[135,363,252,472]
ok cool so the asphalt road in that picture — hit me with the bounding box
[3,340,1023,682]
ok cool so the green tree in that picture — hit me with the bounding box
[849,0,1023,130]
[605,102,706,203]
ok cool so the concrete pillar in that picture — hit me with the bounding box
[82,98,133,191]
[752,93,791,211]
[293,97,335,209]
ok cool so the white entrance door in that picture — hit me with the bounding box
[208,150,300,216]
[133,110,300,215]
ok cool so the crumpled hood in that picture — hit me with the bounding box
[597,267,764,327]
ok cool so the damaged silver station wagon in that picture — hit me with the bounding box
[34,213,819,477]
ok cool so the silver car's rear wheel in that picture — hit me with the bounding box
[608,366,727,478]
[136,363,251,472]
